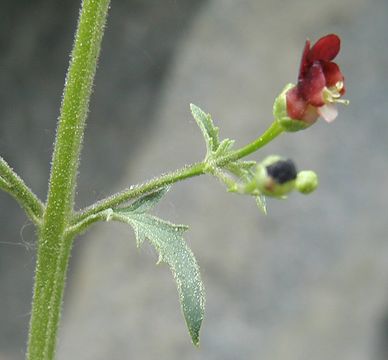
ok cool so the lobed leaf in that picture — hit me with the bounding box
[213,138,235,159]
[120,187,170,214]
[113,190,205,345]
[190,103,220,155]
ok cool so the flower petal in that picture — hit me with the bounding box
[307,34,341,62]
[318,104,338,122]
[298,40,311,80]
[286,87,307,120]
[322,62,345,89]
[302,105,320,124]
[299,62,326,106]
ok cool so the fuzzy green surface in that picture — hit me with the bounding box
[27,1,111,359]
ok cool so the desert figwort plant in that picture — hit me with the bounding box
[0,0,349,358]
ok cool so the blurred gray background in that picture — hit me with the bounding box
[1,0,388,359]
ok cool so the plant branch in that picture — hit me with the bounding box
[65,208,113,238]
[72,162,207,225]
[73,121,283,226]
[0,156,44,225]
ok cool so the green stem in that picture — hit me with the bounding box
[74,162,207,225]
[65,208,114,238]
[73,121,283,226]
[217,121,283,165]
[0,157,44,225]
[27,1,111,359]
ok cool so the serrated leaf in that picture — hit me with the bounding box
[255,195,267,214]
[121,187,169,214]
[190,103,220,154]
[113,208,205,346]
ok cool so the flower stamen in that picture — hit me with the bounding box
[323,82,349,105]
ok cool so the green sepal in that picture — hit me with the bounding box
[273,83,310,132]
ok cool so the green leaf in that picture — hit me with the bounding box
[113,192,205,346]
[190,103,220,155]
[121,187,170,214]
[213,138,235,158]
[226,160,256,179]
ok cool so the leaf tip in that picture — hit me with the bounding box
[189,326,201,347]
[193,337,200,348]
[189,103,198,116]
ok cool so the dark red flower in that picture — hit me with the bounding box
[286,34,348,124]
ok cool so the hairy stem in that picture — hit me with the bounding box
[0,157,44,225]
[73,162,207,224]
[217,121,283,165]
[73,121,283,226]
[26,1,111,359]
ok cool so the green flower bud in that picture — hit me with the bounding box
[255,155,297,198]
[295,170,319,194]
[273,84,310,132]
